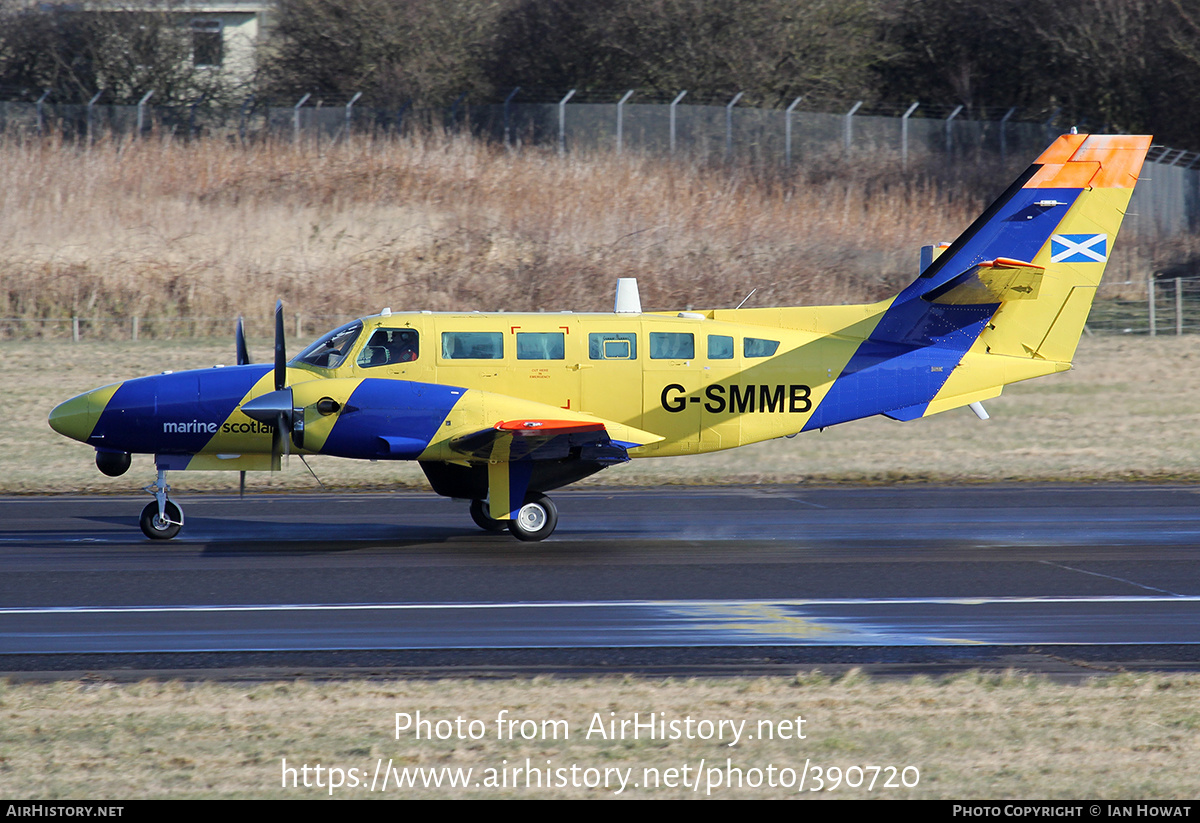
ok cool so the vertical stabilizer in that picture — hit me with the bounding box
[804,134,1150,430]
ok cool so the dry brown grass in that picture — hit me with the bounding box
[2,672,1198,799]
[0,132,1010,334]
[1,132,1174,339]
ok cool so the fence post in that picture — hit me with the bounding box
[397,100,412,136]
[843,100,862,152]
[1177,277,1184,335]
[344,91,362,141]
[187,98,205,139]
[293,93,311,144]
[503,87,521,148]
[295,314,302,338]
[785,96,803,167]
[669,91,686,155]
[558,89,576,156]
[1148,276,1157,336]
[616,90,634,154]
[36,90,49,136]
[944,104,963,157]
[448,92,467,131]
[87,90,103,145]
[1043,107,1061,141]
[999,106,1017,162]
[72,316,80,342]
[238,94,255,143]
[725,92,744,161]
[901,101,919,169]
[137,90,154,137]
[132,316,139,341]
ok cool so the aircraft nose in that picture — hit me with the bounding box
[48,390,105,443]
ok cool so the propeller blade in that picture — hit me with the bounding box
[275,411,290,459]
[274,300,286,392]
[235,316,251,366]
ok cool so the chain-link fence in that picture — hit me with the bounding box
[5,95,1198,239]
[0,314,349,342]
[4,93,1200,341]
[6,277,1199,341]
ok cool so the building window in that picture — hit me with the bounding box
[191,20,223,67]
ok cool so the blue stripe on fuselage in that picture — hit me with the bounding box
[804,185,1079,430]
[319,379,466,460]
[91,365,272,454]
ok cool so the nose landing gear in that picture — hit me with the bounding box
[140,468,184,540]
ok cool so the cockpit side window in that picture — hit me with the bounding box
[291,320,363,369]
[357,327,419,368]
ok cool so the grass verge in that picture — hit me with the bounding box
[2,672,1198,799]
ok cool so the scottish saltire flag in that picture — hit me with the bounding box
[1051,233,1107,263]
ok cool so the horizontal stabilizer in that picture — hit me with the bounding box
[923,258,1044,305]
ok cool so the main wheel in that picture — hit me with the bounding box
[139,500,183,540]
[507,493,558,542]
[469,499,508,533]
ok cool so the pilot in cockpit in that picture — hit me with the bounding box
[387,330,419,362]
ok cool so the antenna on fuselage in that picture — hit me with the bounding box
[734,288,757,309]
[614,278,642,313]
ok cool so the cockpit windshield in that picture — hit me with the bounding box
[291,320,363,370]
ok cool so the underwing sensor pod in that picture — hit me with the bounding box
[49,134,1152,541]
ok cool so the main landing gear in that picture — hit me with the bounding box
[140,468,184,540]
[469,492,559,541]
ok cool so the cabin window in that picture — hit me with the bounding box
[650,332,694,360]
[744,337,780,358]
[357,328,419,368]
[442,331,503,360]
[516,332,565,360]
[707,335,734,360]
[588,332,637,360]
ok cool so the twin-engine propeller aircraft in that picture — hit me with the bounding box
[49,134,1151,541]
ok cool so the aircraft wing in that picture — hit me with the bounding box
[450,419,632,463]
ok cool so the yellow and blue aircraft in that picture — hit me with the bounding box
[49,133,1151,541]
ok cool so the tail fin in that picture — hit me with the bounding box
[877,134,1150,358]
[803,134,1150,428]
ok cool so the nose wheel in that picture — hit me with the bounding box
[140,500,184,540]
[140,467,184,540]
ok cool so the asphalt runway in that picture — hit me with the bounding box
[2,484,1200,677]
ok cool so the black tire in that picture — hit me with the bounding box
[140,500,183,540]
[469,499,508,533]
[507,493,558,542]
